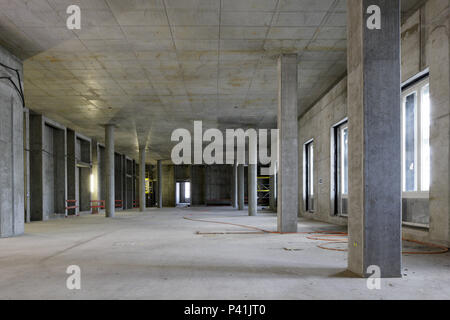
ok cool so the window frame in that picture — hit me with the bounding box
[303,139,315,213]
[332,119,349,217]
[401,77,430,199]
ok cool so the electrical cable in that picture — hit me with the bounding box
[184,216,449,255]
[0,62,25,108]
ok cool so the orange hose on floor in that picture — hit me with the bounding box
[184,216,449,255]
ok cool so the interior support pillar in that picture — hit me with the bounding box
[232,163,238,208]
[347,0,402,277]
[157,160,163,208]
[105,125,115,218]
[139,147,146,212]
[248,143,257,216]
[238,164,245,210]
[277,54,298,233]
[269,174,276,212]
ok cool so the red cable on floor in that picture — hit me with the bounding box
[184,216,449,255]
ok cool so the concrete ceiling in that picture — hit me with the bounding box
[0,0,420,163]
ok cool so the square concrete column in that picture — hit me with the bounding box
[269,174,276,212]
[277,54,298,233]
[157,160,163,208]
[139,147,146,212]
[347,0,401,277]
[105,125,115,218]
[0,77,24,237]
[248,142,258,216]
[232,163,238,208]
[238,164,245,210]
[248,164,257,216]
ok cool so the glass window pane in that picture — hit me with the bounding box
[403,92,417,192]
[309,144,314,197]
[305,142,314,212]
[341,126,348,195]
[185,182,191,199]
[421,85,430,191]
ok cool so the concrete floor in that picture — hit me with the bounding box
[0,207,449,300]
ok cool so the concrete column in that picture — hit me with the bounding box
[157,160,162,208]
[269,174,276,212]
[277,54,298,233]
[347,0,401,278]
[139,147,146,212]
[248,142,257,216]
[232,163,238,208]
[248,164,257,216]
[105,125,115,218]
[121,154,127,209]
[238,164,245,210]
[428,0,450,247]
[0,65,24,236]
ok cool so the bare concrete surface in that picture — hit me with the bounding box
[0,207,449,300]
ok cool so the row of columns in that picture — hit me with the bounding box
[229,0,403,277]
[229,54,296,231]
[102,0,402,278]
[103,125,164,218]
[231,161,266,216]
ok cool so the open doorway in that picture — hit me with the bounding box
[176,181,191,207]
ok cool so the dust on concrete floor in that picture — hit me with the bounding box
[0,206,449,300]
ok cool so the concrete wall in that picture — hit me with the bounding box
[91,142,137,211]
[204,165,232,205]
[297,0,450,246]
[0,46,24,237]
[190,164,234,206]
[191,165,205,206]
[30,115,67,221]
[298,77,348,226]
[426,0,450,247]
[23,109,30,223]
[125,157,134,209]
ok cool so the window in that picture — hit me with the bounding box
[176,182,191,205]
[304,141,314,212]
[333,121,348,216]
[402,79,430,195]
[185,182,191,200]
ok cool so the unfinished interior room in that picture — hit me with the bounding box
[0,0,449,300]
